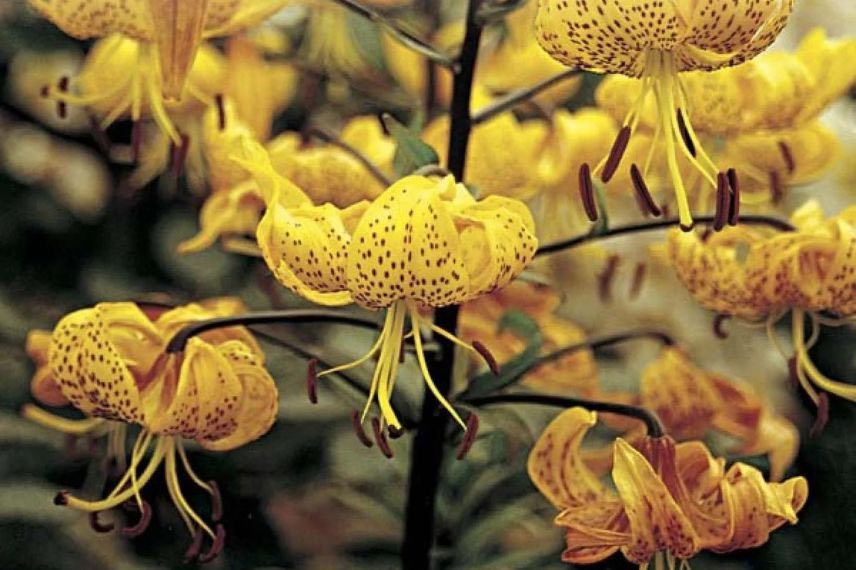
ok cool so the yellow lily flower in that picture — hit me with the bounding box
[458,281,599,396]
[28,0,285,100]
[528,408,808,567]
[423,91,549,200]
[180,115,394,254]
[668,201,856,409]
[238,141,538,430]
[22,299,278,558]
[536,0,794,229]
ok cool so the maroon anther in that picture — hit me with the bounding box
[601,125,631,183]
[769,170,783,204]
[679,221,695,233]
[597,254,620,304]
[306,359,319,404]
[371,417,394,459]
[131,121,142,163]
[208,480,223,522]
[197,524,226,564]
[787,357,799,390]
[726,168,740,226]
[53,491,69,506]
[712,314,730,339]
[121,500,152,537]
[89,511,115,533]
[184,529,204,563]
[472,340,500,376]
[578,163,598,222]
[214,94,226,131]
[810,392,830,438]
[56,76,69,119]
[40,85,50,98]
[456,414,480,460]
[89,116,112,154]
[629,164,661,217]
[676,109,696,157]
[170,133,190,177]
[387,425,405,439]
[777,140,796,174]
[629,262,646,300]
[351,410,374,448]
[713,172,729,232]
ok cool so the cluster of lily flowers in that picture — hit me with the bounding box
[14,0,856,566]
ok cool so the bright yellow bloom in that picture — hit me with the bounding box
[28,0,285,100]
[423,93,549,200]
[180,116,394,254]
[668,201,856,408]
[458,281,599,395]
[536,0,794,229]
[528,408,807,567]
[238,141,538,430]
[23,299,277,554]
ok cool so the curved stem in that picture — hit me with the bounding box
[165,310,380,353]
[533,329,674,369]
[465,393,666,437]
[471,68,580,125]
[328,0,458,71]
[402,1,483,568]
[535,215,796,257]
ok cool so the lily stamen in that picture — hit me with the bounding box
[578,162,598,221]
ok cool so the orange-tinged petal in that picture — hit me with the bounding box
[27,0,154,41]
[147,0,209,100]
[527,407,607,510]
[612,438,700,564]
[199,340,278,451]
[556,500,628,564]
[27,329,68,407]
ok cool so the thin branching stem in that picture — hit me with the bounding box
[306,126,393,186]
[471,68,580,125]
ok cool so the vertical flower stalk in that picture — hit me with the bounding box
[402,0,484,568]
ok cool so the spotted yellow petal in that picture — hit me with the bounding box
[27,329,68,407]
[178,181,264,254]
[199,340,278,451]
[527,407,607,510]
[555,500,628,564]
[27,0,154,41]
[146,0,208,100]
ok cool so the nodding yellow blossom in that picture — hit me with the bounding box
[238,141,538,430]
[180,115,394,254]
[423,92,549,200]
[459,281,599,395]
[668,201,856,410]
[528,408,807,567]
[22,299,277,556]
[28,0,285,100]
[536,0,794,229]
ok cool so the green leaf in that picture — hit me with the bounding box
[589,181,610,236]
[476,0,529,24]
[381,113,439,177]
[459,311,543,399]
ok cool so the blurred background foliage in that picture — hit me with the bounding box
[0,0,855,568]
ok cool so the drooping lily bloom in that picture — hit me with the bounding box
[535,0,794,229]
[528,407,807,567]
[237,140,538,431]
[30,0,285,145]
[22,298,278,560]
[459,281,599,396]
[611,347,799,481]
[668,201,856,412]
[179,115,394,254]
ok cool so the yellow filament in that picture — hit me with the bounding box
[176,441,214,494]
[427,319,480,355]
[360,306,396,424]
[164,437,216,540]
[64,436,167,512]
[790,309,821,404]
[792,309,856,401]
[765,311,790,361]
[221,237,264,257]
[407,301,467,429]
[318,325,386,380]
[20,405,105,435]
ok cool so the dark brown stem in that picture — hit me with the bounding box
[471,68,580,125]
[306,126,393,186]
[535,215,795,257]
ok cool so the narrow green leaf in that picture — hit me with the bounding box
[381,113,440,177]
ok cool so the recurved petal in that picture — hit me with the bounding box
[232,138,311,207]
[795,28,856,122]
[48,303,160,423]
[455,196,538,298]
[527,407,608,510]
[555,500,628,564]
[258,201,354,306]
[612,438,700,564]
[203,0,286,36]
[28,329,68,407]
[734,413,799,483]
[346,176,470,309]
[199,340,278,451]
[147,0,208,100]
[155,299,262,358]
[27,0,154,41]
[178,181,264,254]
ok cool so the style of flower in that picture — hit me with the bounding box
[458,281,599,396]
[22,298,278,560]
[237,140,538,431]
[31,0,284,146]
[667,201,856,412]
[528,407,807,567]
[535,0,794,230]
